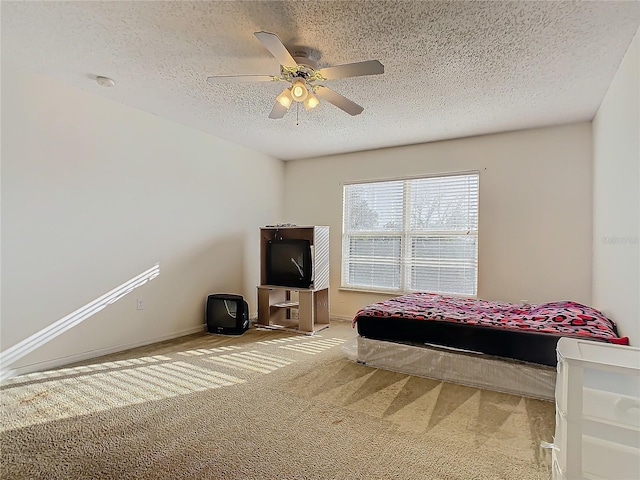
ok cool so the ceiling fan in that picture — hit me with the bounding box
[206,31,384,119]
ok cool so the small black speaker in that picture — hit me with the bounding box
[205,294,250,335]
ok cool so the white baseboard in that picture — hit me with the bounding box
[8,325,206,378]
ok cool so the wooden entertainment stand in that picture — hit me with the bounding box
[257,226,329,335]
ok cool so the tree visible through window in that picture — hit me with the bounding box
[341,172,479,296]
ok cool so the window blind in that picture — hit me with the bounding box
[342,172,479,295]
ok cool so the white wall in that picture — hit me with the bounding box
[592,28,639,344]
[1,62,284,374]
[284,123,593,320]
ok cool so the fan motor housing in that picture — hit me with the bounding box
[293,53,318,70]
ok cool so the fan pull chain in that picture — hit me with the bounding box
[296,102,299,126]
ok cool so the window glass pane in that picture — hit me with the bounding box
[411,235,477,261]
[349,236,401,258]
[348,263,401,289]
[410,235,477,295]
[344,181,403,232]
[410,265,476,296]
[410,175,478,231]
[346,236,401,289]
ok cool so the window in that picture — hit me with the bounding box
[341,172,479,296]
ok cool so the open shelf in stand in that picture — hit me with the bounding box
[273,301,299,309]
[256,285,329,335]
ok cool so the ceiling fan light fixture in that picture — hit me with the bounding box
[291,80,308,102]
[276,88,293,109]
[206,31,384,119]
[303,92,319,110]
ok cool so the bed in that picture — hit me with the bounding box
[347,293,628,399]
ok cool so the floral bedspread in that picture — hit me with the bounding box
[352,292,629,345]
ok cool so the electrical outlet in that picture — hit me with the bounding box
[137,299,144,310]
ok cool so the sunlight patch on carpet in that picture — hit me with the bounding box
[2,355,172,385]
[256,336,306,345]
[176,345,242,357]
[204,351,292,374]
[0,360,244,431]
[0,331,350,432]
[278,337,345,355]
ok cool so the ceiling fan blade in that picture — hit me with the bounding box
[268,102,289,119]
[318,60,384,80]
[314,86,364,116]
[207,75,275,84]
[254,31,298,68]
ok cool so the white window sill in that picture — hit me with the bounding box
[338,286,477,299]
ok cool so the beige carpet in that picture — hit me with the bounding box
[0,320,555,479]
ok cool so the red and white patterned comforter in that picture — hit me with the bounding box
[352,292,629,345]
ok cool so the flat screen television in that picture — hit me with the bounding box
[205,294,250,335]
[266,239,313,288]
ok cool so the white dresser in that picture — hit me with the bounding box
[553,337,640,479]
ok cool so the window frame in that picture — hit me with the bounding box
[341,171,479,297]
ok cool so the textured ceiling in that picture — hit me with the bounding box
[2,1,639,160]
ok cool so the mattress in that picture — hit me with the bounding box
[353,293,628,367]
